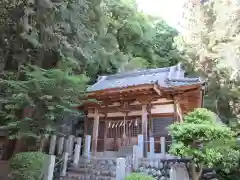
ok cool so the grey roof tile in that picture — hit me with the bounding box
[87,63,203,92]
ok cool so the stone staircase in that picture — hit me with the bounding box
[63,156,117,180]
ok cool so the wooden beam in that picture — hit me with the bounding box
[142,104,148,158]
[161,85,202,94]
[94,92,157,103]
[87,101,174,113]
[88,113,176,121]
[91,108,99,156]
[151,112,176,118]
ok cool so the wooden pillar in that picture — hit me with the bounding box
[91,108,99,156]
[173,96,183,122]
[147,104,152,137]
[173,96,179,122]
[84,112,87,135]
[198,88,203,107]
[125,112,129,145]
[103,114,108,152]
[141,104,148,157]
[122,102,128,147]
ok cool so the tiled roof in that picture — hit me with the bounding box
[87,63,203,92]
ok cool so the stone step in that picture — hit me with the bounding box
[68,167,90,174]
[70,163,93,169]
[68,167,116,177]
[79,157,91,163]
[69,161,117,170]
[64,172,115,180]
[63,172,89,180]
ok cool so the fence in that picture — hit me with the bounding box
[42,134,125,180]
[42,134,190,180]
[42,134,86,180]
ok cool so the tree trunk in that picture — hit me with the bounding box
[190,162,203,180]
[13,138,23,153]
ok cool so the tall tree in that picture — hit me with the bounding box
[103,0,182,72]
[0,0,183,150]
[176,0,240,122]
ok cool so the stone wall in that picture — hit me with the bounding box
[136,158,190,180]
[90,157,117,178]
[136,158,218,180]
[65,157,117,180]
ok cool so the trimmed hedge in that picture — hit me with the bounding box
[10,152,46,180]
[125,173,155,180]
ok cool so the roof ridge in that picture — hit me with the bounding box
[167,77,201,82]
[106,64,180,80]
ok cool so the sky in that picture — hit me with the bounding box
[136,0,186,30]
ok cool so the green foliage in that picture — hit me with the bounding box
[169,108,239,172]
[176,0,240,123]
[102,0,182,73]
[0,0,182,141]
[10,152,46,180]
[175,2,240,177]
[0,0,181,79]
[0,66,88,139]
[125,173,155,180]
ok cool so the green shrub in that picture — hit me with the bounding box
[125,173,155,180]
[10,152,46,180]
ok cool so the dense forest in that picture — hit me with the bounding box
[0,0,240,179]
[0,0,182,138]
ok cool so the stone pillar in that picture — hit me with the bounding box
[132,145,139,171]
[76,137,82,146]
[57,137,64,155]
[49,135,57,155]
[149,137,155,158]
[67,135,75,154]
[73,144,81,166]
[116,158,126,180]
[160,136,166,154]
[84,135,91,159]
[137,134,144,158]
[61,152,68,176]
[43,155,56,180]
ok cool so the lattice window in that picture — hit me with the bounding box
[152,116,174,136]
[128,119,141,137]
